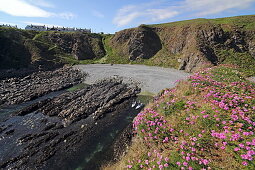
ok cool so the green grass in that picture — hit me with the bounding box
[101,35,130,64]
[137,91,155,105]
[101,35,181,68]
[148,15,255,30]
[106,66,255,170]
[1,15,255,75]
[215,49,255,76]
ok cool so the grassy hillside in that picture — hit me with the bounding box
[0,15,254,76]
[150,15,255,30]
[104,15,255,76]
[106,65,255,169]
[0,27,105,70]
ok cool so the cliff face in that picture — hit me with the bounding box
[0,15,254,74]
[110,26,162,60]
[109,15,255,73]
[34,32,105,60]
[0,28,105,70]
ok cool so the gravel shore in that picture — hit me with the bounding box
[75,64,191,94]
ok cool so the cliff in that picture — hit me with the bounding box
[0,15,254,76]
[0,28,105,71]
[108,15,255,75]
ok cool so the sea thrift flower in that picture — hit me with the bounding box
[234,147,240,151]
[220,146,225,150]
[145,160,149,165]
[242,161,248,166]
[183,162,188,166]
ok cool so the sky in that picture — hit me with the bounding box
[0,0,255,33]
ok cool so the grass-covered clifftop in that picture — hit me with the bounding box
[105,65,255,169]
[105,15,255,76]
[0,27,105,70]
[0,15,254,76]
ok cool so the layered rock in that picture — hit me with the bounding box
[39,79,140,122]
[0,79,140,170]
[0,28,105,70]
[37,32,105,60]
[0,67,84,106]
[110,25,162,60]
[108,16,255,72]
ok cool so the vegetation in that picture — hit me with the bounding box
[106,65,255,169]
[0,15,254,76]
[148,15,255,30]
[100,34,130,64]
[215,49,255,77]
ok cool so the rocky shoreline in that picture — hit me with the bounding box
[0,67,84,107]
[0,72,141,169]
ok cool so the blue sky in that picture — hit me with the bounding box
[0,0,255,33]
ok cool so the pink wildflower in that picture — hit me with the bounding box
[183,162,188,166]
[242,161,248,166]
[234,147,240,151]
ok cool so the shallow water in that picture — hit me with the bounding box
[71,95,153,170]
[0,90,65,121]
[0,86,152,170]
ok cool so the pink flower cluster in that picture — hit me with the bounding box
[127,66,255,169]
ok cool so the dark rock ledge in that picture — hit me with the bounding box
[0,66,84,107]
[0,78,140,170]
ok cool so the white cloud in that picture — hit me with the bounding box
[114,11,142,27]
[92,10,105,18]
[57,12,76,20]
[27,0,54,8]
[113,0,255,27]
[147,9,179,22]
[0,0,75,19]
[113,4,178,27]
[0,0,52,17]
[184,0,255,16]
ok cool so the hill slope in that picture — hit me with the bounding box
[0,28,105,70]
[0,15,254,76]
[107,15,255,76]
[105,65,255,169]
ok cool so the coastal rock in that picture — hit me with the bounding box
[0,78,140,170]
[110,25,162,60]
[0,67,84,106]
[40,79,140,122]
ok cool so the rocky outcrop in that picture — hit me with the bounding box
[0,79,140,170]
[110,25,162,60]
[0,29,33,70]
[108,16,255,72]
[0,67,84,106]
[248,40,255,59]
[111,124,133,162]
[39,79,140,122]
[1,15,254,73]
[37,32,105,60]
[0,28,105,71]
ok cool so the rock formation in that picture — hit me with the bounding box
[109,16,255,72]
[110,25,162,60]
[0,67,84,106]
[0,79,140,170]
